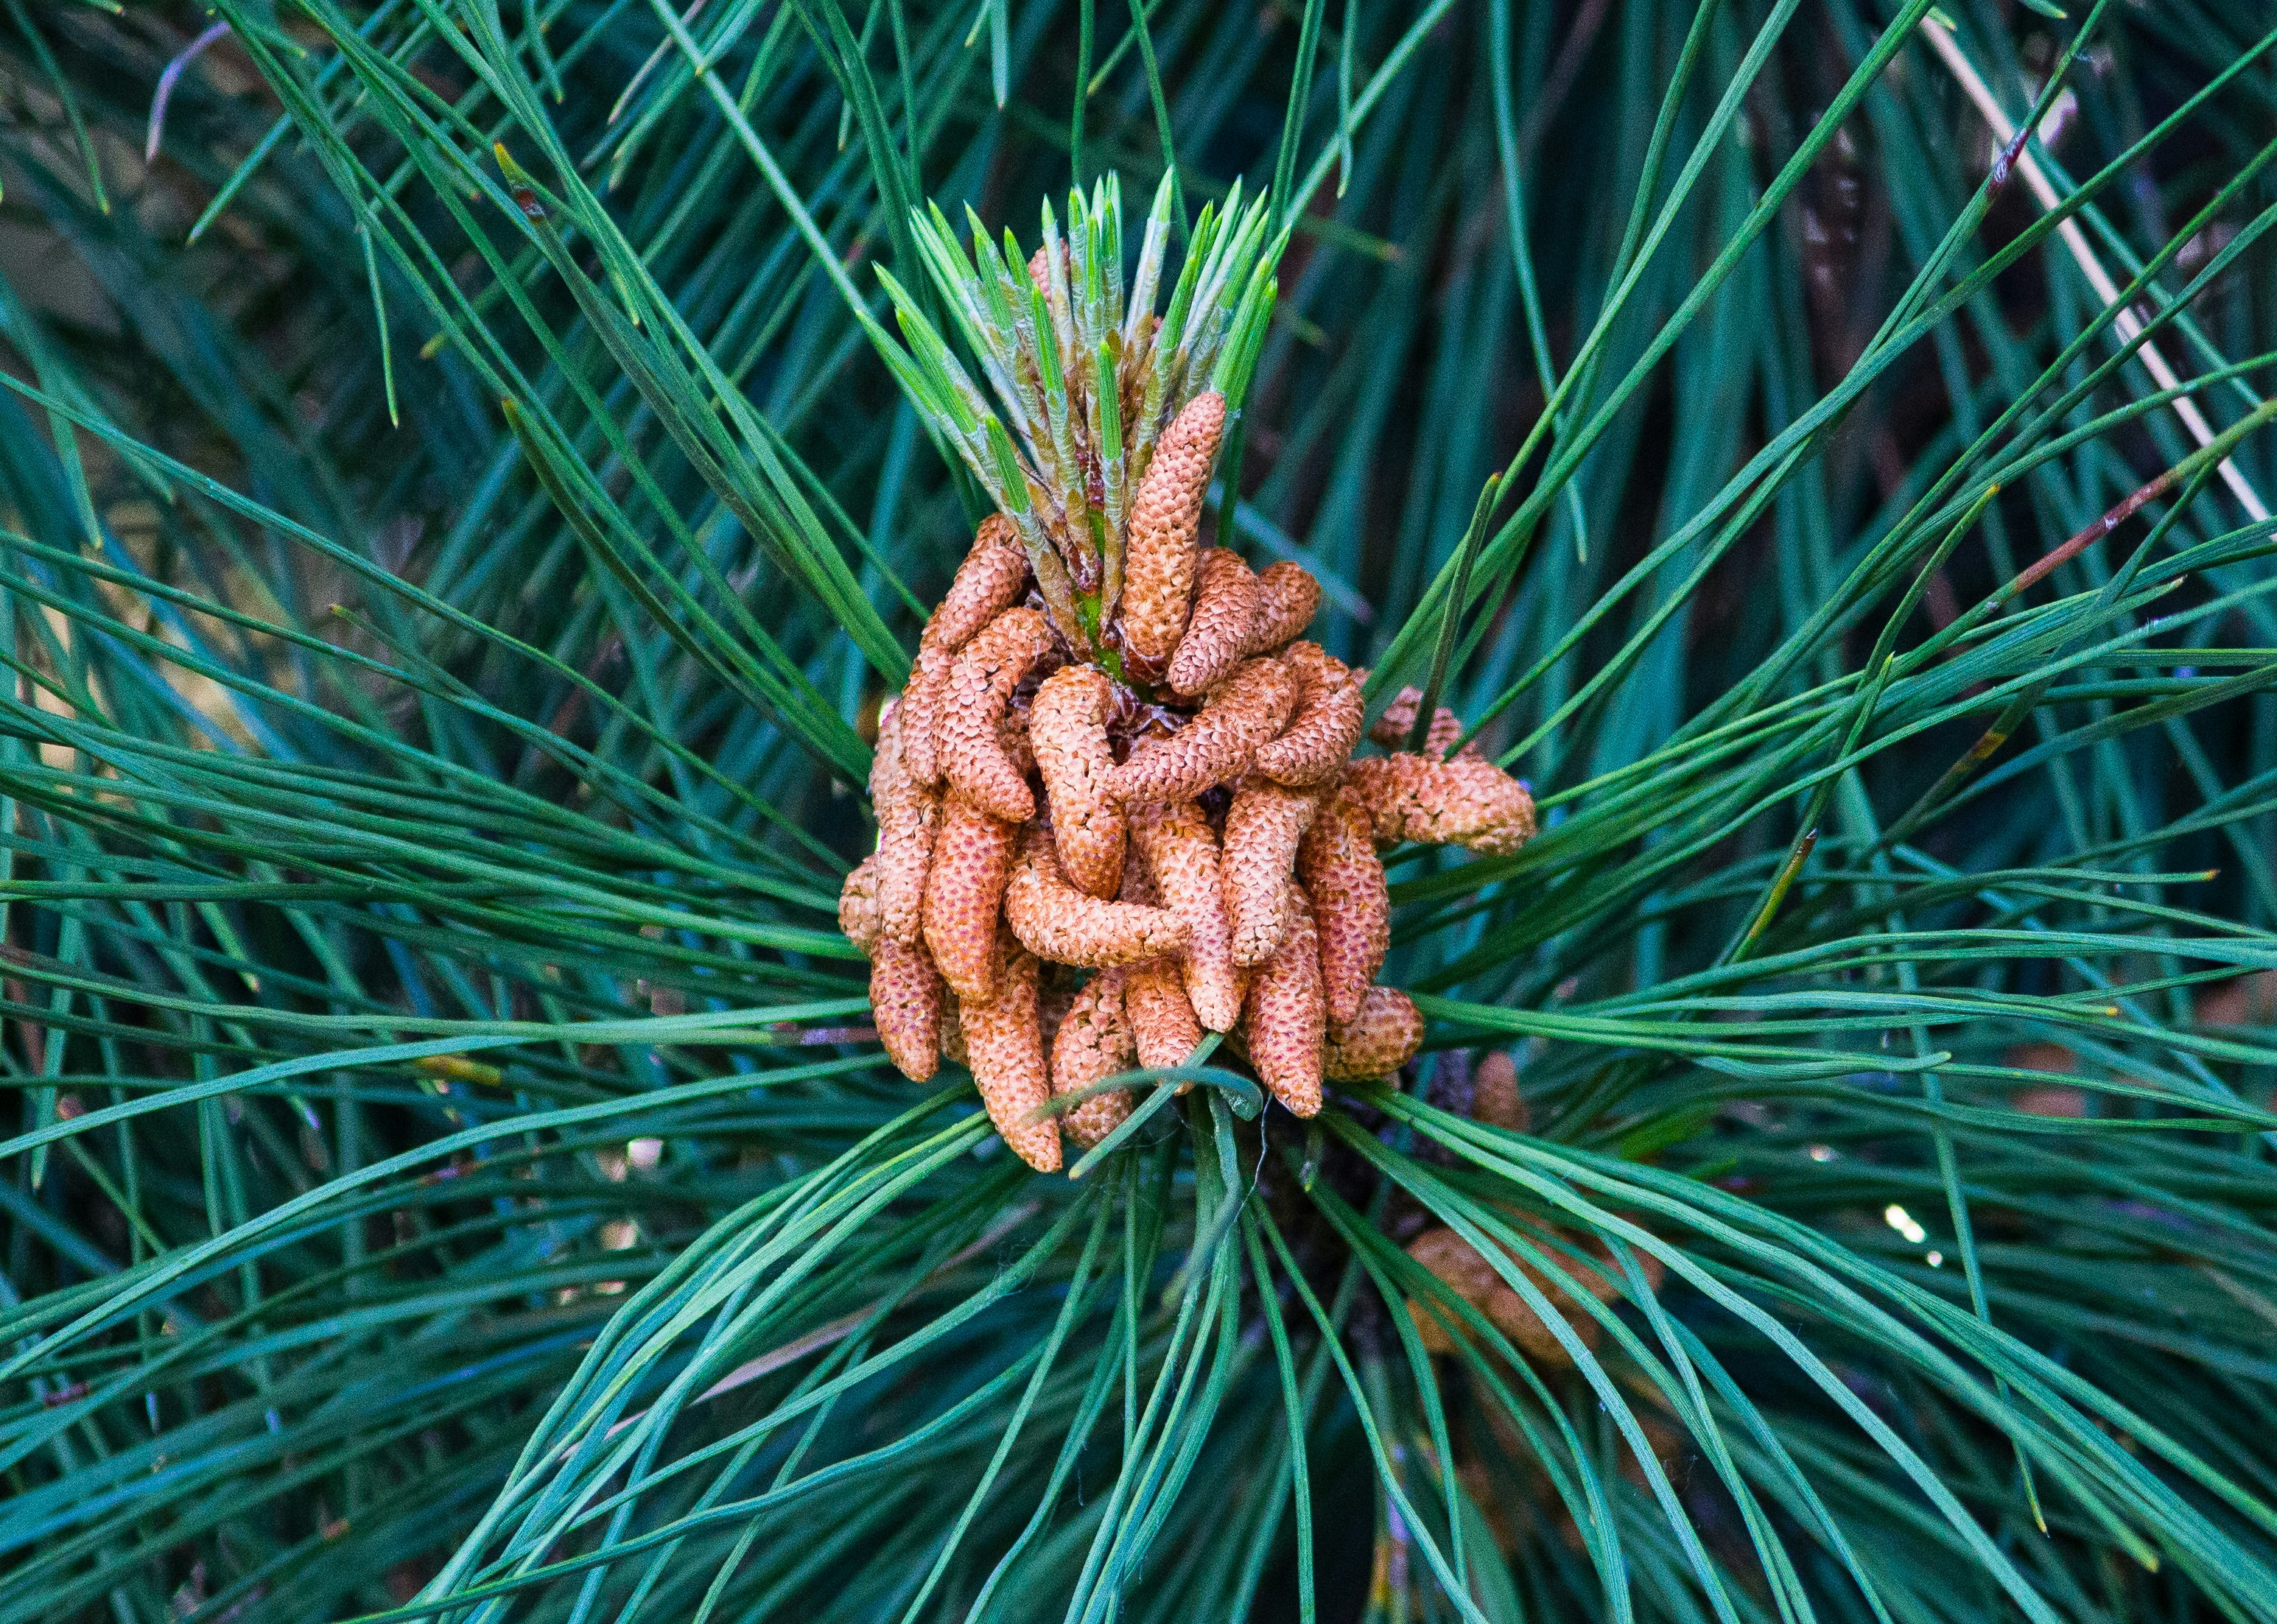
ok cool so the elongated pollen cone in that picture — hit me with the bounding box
[1369,686,1475,758]
[963,932,1061,1172]
[930,516,1031,651]
[1241,883,1325,1116]
[1131,801,1246,1032]
[838,854,883,951]
[1126,956,1203,1070]
[1222,776,1316,968]
[923,791,1020,1004]
[871,938,944,1081]
[905,519,1032,786]
[1166,547,1260,697]
[1298,781,1389,1026]
[1246,560,1322,654]
[1122,392,1226,669]
[898,641,955,788]
[1322,985,1422,1080]
[869,703,938,946]
[1347,753,1537,856]
[1005,825,1188,966]
[1030,666,1126,898]
[1109,658,1297,807]
[941,608,1056,823]
[1050,968,1136,1149]
[1254,643,1364,788]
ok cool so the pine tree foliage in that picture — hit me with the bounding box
[1,1,2276,1620]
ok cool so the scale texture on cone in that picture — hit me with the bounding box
[1323,985,1424,1080]
[1050,969,1136,1148]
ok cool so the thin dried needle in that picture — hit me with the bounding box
[1921,17,2267,522]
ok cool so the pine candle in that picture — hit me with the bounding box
[841,177,1537,1171]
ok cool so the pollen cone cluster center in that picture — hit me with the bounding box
[841,462,1535,1173]
[841,184,1537,1173]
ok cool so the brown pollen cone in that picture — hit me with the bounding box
[1252,643,1364,788]
[1166,547,1261,697]
[1029,666,1125,898]
[838,854,882,952]
[941,607,1056,822]
[930,516,1031,651]
[1109,657,1297,807]
[1221,776,1317,968]
[1425,709,1473,759]
[1370,686,1476,758]
[1404,1225,1662,1365]
[1403,1226,1507,1356]
[1242,883,1325,1116]
[922,790,1020,1005]
[1121,392,1226,671]
[1246,560,1322,654]
[1297,780,1389,1024]
[1130,801,1246,1031]
[1125,954,1204,1069]
[962,932,1060,1173]
[1472,1050,1526,1131]
[905,520,1031,785]
[870,937,944,1082]
[1367,686,1420,745]
[1323,985,1423,1080]
[1120,847,1210,1069]
[869,702,938,946]
[1004,826,1187,967]
[1050,969,1135,1149]
[897,641,954,788]
[1347,753,1537,855]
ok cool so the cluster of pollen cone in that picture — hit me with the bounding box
[841,177,1537,1172]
